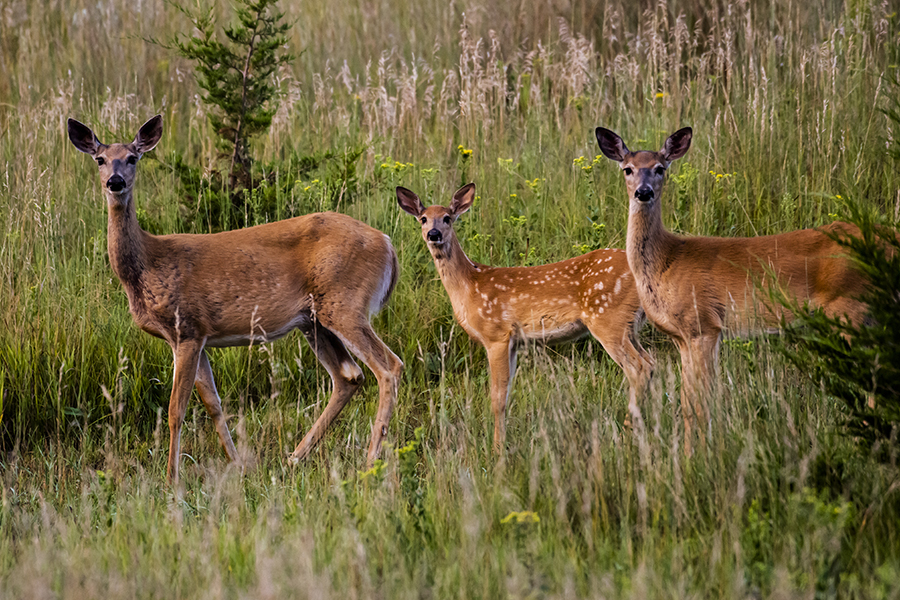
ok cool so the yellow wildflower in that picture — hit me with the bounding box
[501,510,540,525]
[359,459,386,480]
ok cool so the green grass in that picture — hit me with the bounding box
[1,0,899,597]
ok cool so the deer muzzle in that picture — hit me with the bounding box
[107,175,126,193]
[634,186,654,203]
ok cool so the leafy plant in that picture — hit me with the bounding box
[172,147,349,231]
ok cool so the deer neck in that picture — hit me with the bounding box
[105,190,150,301]
[429,231,478,307]
[626,199,677,287]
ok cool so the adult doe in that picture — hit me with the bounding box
[68,114,403,484]
[596,126,868,452]
[397,184,653,451]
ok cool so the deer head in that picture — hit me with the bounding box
[67,115,163,206]
[596,127,692,209]
[396,183,475,248]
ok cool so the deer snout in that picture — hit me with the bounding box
[427,229,443,243]
[634,186,654,202]
[107,174,126,193]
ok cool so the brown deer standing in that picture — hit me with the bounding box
[397,184,654,450]
[68,114,403,484]
[596,126,868,453]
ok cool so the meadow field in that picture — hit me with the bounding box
[1,0,899,597]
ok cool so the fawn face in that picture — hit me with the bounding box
[396,183,476,248]
[596,127,693,209]
[68,115,163,205]
[418,205,456,246]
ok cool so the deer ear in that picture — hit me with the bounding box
[68,118,102,156]
[396,187,426,217]
[661,127,692,162]
[449,183,475,217]
[134,114,163,154]
[595,127,629,162]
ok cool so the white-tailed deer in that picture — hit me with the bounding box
[596,126,868,452]
[397,184,654,450]
[68,114,403,484]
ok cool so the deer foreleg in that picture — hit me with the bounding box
[194,349,239,464]
[167,338,205,485]
[678,333,719,455]
[486,340,517,454]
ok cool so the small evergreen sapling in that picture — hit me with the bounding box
[169,0,292,189]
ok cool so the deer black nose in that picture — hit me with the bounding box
[107,175,126,193]
[427,229,442,242]
[635,186,654,202]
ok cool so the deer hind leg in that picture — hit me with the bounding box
[486,340,518,454]
[194,349,239,463]
[585,318,655,427]
[822,297,873,406]
[167,338,205,485]
[587,320,654,430]
[320,320,403,467]
[290,321,366,464]
[823,296,869,328]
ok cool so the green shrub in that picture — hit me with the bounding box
[777,205,900,459]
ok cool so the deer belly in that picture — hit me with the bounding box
[205,313,313,347]
[519,320,588,344]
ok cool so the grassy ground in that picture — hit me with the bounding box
[1,0,899,597]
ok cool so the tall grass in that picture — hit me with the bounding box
[0,0,899,597]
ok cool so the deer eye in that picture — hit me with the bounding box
[96,157,105,166]
[655,166,666,175]
[623,167,632,176]
[420,216,427,224]
[126,155,137,165]
[443,216,451,224]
